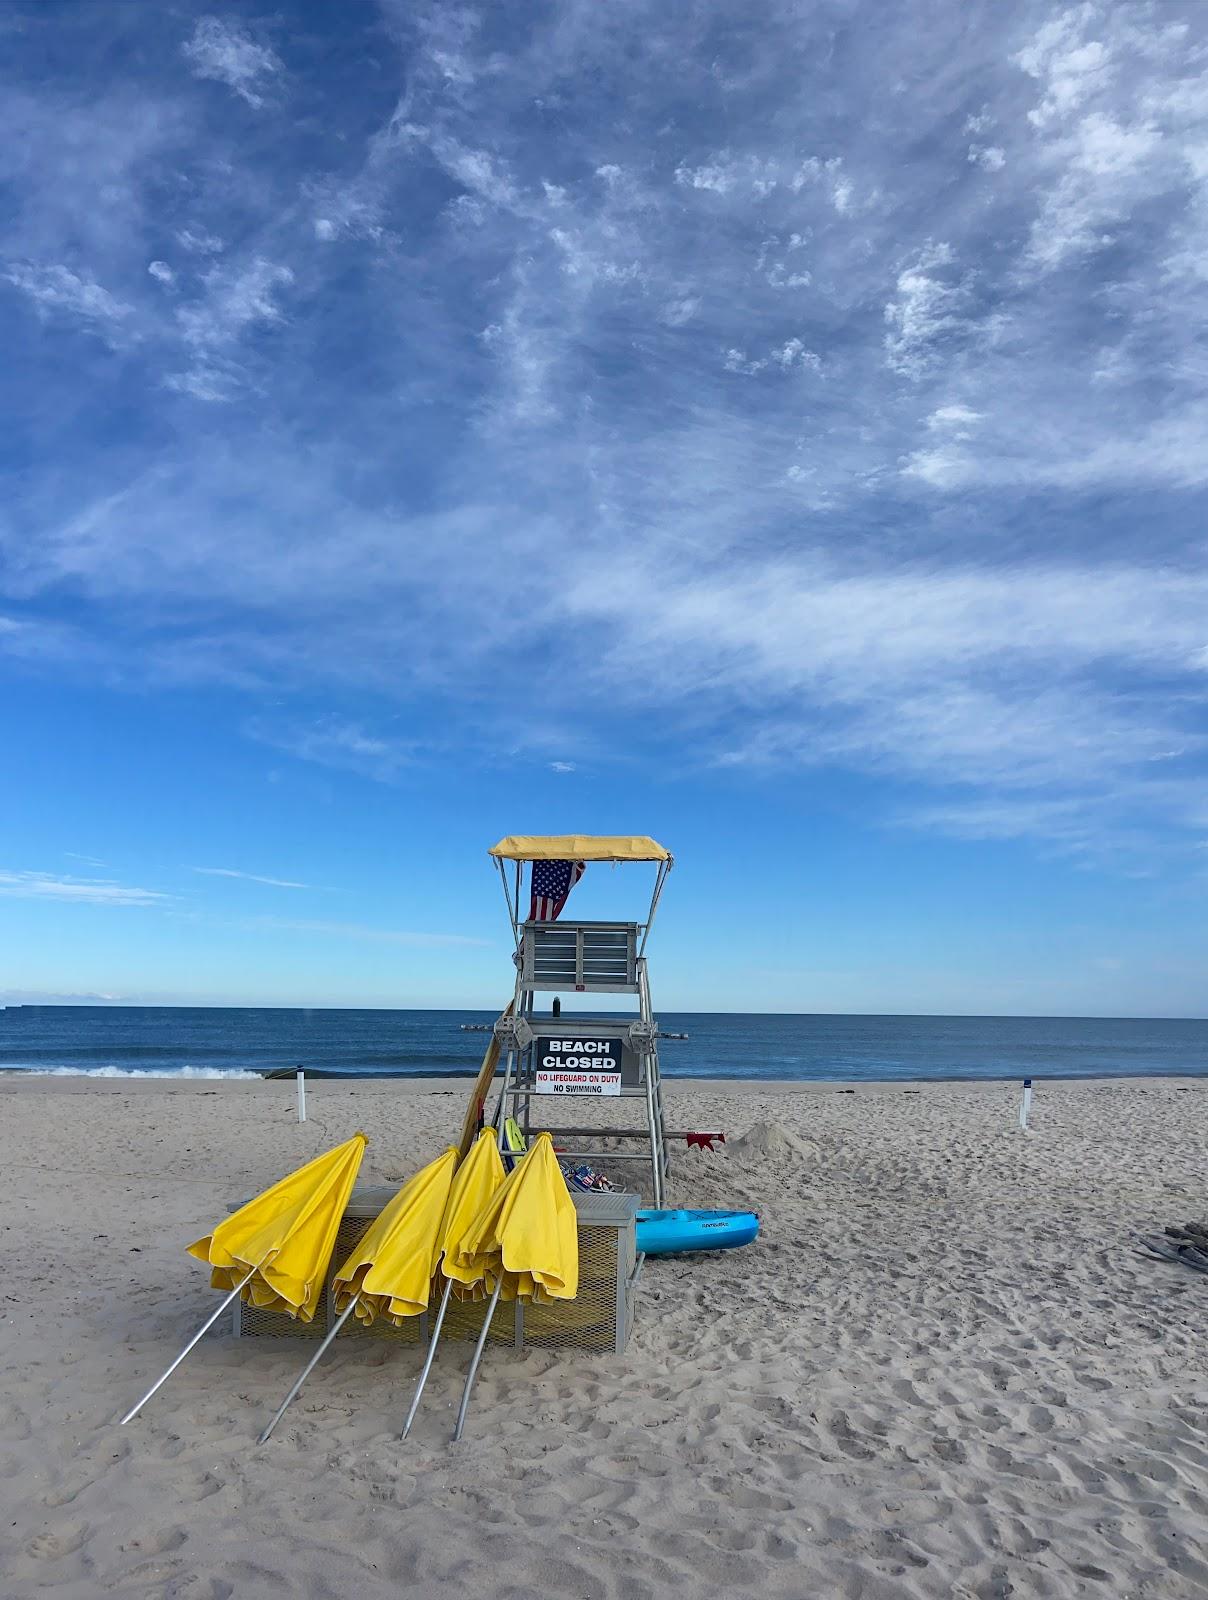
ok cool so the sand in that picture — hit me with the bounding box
[2,1072,1207,1600]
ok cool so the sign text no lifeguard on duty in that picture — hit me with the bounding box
[534,1035,623,1095]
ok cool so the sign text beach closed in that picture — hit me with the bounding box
[534,1035,624,1095]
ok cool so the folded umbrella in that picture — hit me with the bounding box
[450,1131,578,1441]
[120,1132,368,1424]
[401,1128,506,1437]
[437,1127,508,1303]
[333,1146,459,1325]
[259,1145,458,1442]
[452,1131,578,1305]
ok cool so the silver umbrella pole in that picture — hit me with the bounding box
[257,1297,360,1443]
[401,1278,453,1439]
[452,1278,503,1443]
[119,1256,269,1425]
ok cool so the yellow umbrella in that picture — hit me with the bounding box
[258,1146,458,1444]
[401,1128,506,1438]
[333,1146,459,1325]
[188,1133,368,1320]
[450,1132,578,1441]
[120,1133,368,1425]
[452,1132,578,1304]
[438,1127,507,1302]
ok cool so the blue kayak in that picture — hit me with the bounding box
[636,1208,760,1256]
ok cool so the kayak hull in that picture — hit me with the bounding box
[636,1208,759,1256]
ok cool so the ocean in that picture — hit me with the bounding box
[2,1006,1206,1083]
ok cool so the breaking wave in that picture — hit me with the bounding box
[9,1065,263,1080]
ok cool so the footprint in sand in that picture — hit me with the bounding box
[120,1526,187,1557]
[26,1522,89,1561]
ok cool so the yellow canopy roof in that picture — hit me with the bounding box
[489,834,670,863]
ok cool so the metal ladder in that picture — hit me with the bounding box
[490,950,670,1205]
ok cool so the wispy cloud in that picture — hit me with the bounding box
[0,870,166,906]
[3,263,133,345]
[181,17,283,108]
[169,257,295,400]
[250,916,488,948]
[246,716,418,782]
[4,1,1208,869]
[192,867,313,890]
[883,243,977,380]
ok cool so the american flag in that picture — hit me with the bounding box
[529,858,585,921]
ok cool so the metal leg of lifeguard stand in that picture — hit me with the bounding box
[491,1046,515,1137]
[637,957,667,1206]
[643,1057,663,1207]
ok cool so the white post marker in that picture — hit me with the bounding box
[1019,1077,1033,1132]
[296,1067,306,1123]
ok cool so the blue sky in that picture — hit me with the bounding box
[2,1,1207,1015]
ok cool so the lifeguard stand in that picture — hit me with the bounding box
[486,835,673,1206]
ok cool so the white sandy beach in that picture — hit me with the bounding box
[2,1073,1207,1599]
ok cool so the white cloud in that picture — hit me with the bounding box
[968,145,1006,171]
[170,258,295,400]
[4,263,132,342]
[250,916,488,948]
[675,160,738,195]
[248,716,417,781]
[901,443,974,488]
[903,401,1208,492]
[0,870,166,906]
[164,364,237,403]
[192,866,313,889]
[421,132,520,210]
[1013,6,1207,272]
[765,262,812,289]
[176,227,224,255]
[177,258,294,347]
[661,295,700,326]
[558,552,1208,800]
[182,17,283,108]
[724,348,766,375]
[772,338,822,371]
[927,404,982,432]
[883,243,972,379]
[1014,10,1114,130]
[790,155,856,213]
[549,761,576,773]
[148,260,174,285]
[909,404,984,475]
[1027,113,1165,267]
[724,339,821,376]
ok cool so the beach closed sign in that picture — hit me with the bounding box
[534,1035,623,1095]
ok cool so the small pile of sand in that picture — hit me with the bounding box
[728,1119,813,1159]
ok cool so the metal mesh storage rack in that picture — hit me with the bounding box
[232,1187,640,1354]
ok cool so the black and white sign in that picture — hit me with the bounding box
[534,1034,623,1096]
